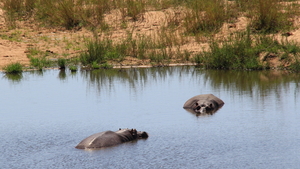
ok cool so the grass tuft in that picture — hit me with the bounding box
[58,58,67,69]
[79,38,126,66]
[69,65,78,72]
[4,62,23,74]
[29,56,52,70]
[184,0,227,35]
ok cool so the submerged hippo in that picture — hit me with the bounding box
[75,128,148,149]
[183,94,224,115]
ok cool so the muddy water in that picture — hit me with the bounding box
[1,67,300,169]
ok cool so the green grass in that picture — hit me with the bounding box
[2,0,297,33]
[4,62,23,74]
[0,30,23,42]
[29,56,52,70]
[92,61,100,69]
[100,62,113,69]
[198,30,261,70]
[251,0,293,33]
[69,65,78,72]
[197,29,300,70]
[184,0,228,35]
[58,58,66,69]
[79,39,123,66]
[289,57,300,72]
[2,0,300,71]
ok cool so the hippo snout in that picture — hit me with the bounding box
[137,131,148,139]
[199,107,206,113]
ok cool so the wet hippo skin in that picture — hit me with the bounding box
[183,94,224,115]
[75,128,148,149]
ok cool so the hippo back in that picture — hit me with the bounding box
[75,131,125,149]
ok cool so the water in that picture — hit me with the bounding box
[1,67,300,169]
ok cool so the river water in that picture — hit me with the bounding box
[1,67,300,169]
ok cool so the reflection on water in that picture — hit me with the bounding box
[58,70,67,80]
[2,73,23,82]
[1,66,300,169]
[184,107,221,117]
[5,67,299,97]
[77,67,300,99]
[79,67,192,94]
[200,69,300,95]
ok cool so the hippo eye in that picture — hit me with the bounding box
[195,103,198,106]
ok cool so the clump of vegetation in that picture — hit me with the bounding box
[92,61,100,69]
[198,29,300,70]
[198,30,262,70]
[58,58,66,69]
[69,65,78,72]
[183,0,228,35]
[3,62,23,74]
[100,62,113,69]
[288,58,300,72]
[79,38,125,66]
[251,0,293,33]
[29,56,52,70]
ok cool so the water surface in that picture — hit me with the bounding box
[1,67,300,169]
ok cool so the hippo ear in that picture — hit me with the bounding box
[119,128,121,130]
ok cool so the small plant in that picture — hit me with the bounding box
[79,39,108,65]
[26,47,41,57]
[149,48,170,66]
[236,0,294,33]
[92,61,100,69]
[4,62,23,74]
[79,38,126,66]
[117,0,145,21]
[0,31,23,42]
[100,62,113,69]
[126,0,145,21]
[29,56,52,70]
[183,0,227,35]
[193,54,204,66]
[58,58,66,69]
[69,65,78,72]
[288,57,300,72]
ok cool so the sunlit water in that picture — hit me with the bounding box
[1,67,300,169]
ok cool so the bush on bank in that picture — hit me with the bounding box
[4,62,23,74]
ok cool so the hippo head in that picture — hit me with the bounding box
[118,128,148,139]
[193,101,214,114]
[137,131,148,139]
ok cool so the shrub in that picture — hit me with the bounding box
[58,58,67,69]
[198,29,300,70]
[4,62,23,74]
[92,61,100,69]
[79,39,126,66]
[199,30,263,70]
[100,62,113,69]
[69,65,78,72]
[29,56,52,70]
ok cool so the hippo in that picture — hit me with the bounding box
[183,94,224,115]
[75,128,148,149]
